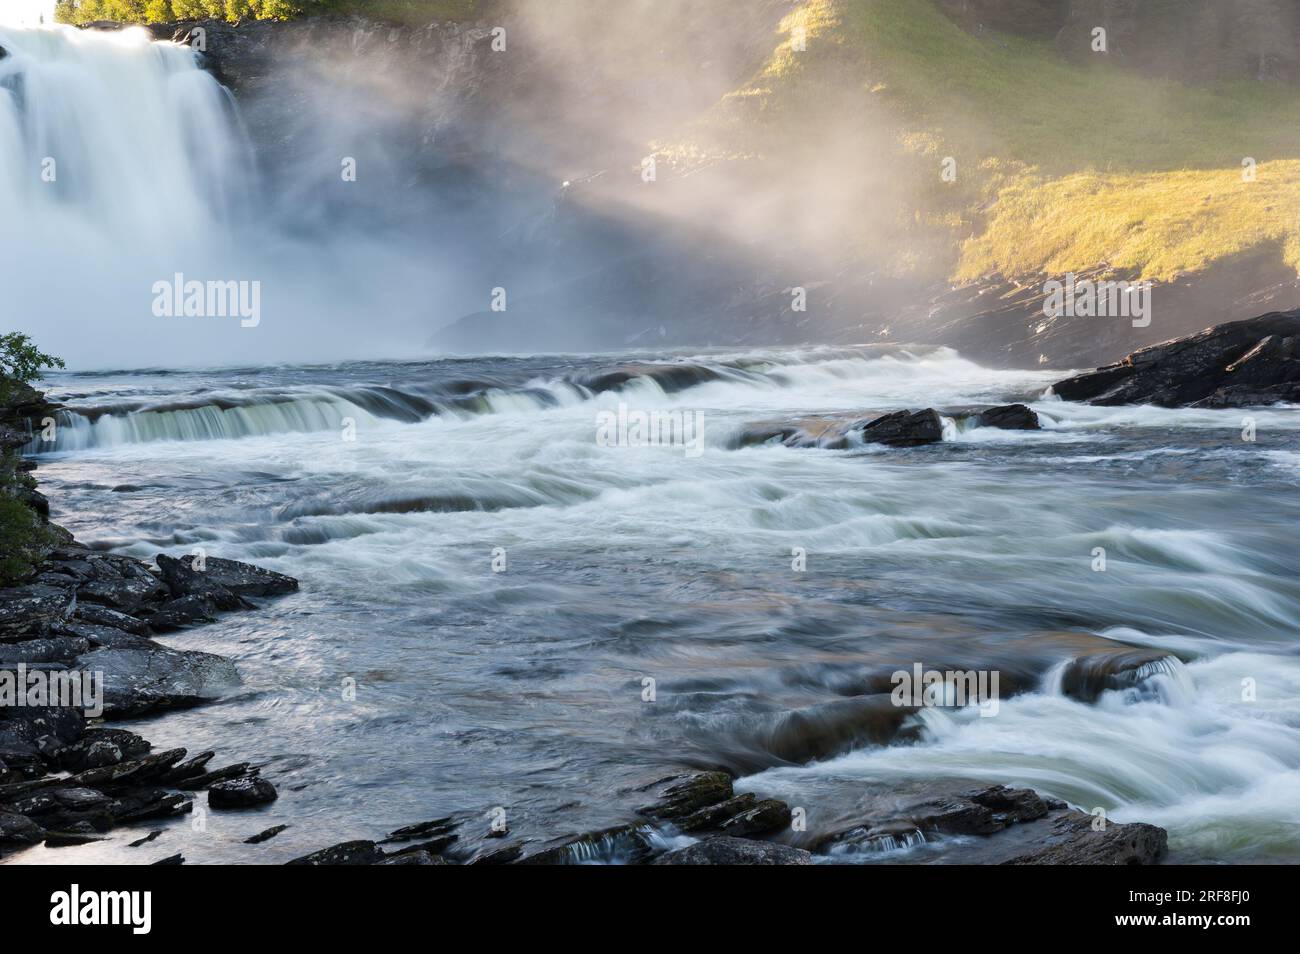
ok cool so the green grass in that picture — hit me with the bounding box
[674,0,1300,282]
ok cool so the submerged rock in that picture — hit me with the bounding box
[1052,312,1300,407]
[1058,649,1180,703]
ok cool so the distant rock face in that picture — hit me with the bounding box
[1051,311,1300,406]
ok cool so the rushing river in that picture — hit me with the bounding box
[13,346,1300,864]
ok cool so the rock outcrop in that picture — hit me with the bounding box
[1052,312,1300,407]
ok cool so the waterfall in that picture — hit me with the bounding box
[0,25,252,244]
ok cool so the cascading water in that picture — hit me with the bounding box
[0,25,250,244]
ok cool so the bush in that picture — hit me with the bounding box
[0,334,63,587]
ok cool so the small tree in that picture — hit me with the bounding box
[0,333,64,405]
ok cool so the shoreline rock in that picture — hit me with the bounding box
[1052,311,1300,407]
[1,382,298,861]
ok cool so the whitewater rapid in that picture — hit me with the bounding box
[18,346,1300,864]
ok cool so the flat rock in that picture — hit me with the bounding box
[287,840,384,866]
[859,408,944,446]
[653,836,813,865]
[1003,811,1168,865]
[75,643,239,717]
[156,554,297,600]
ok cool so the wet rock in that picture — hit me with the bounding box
[159,751,215,784]
[0,637,89,665]
[377,850,448,865]
[59,728,151,771]
[1003,812,1167,865]
[971,403,1040,430]
[1059,649,1179,703]
[718,798,792,837]
[52,622,155,650]
[152,853,184,865]
[519,824,657,865]
[0,748,186,801]
[208,775,278,809]
[128,830,162,847]
[1052,312,1300,407]
[288,840,384,866]
[245,824,287,844]
[858,409,944,447]
[143,596,219,632]
[467,842,524,865]
[382,816,456,843]
[654,836,813,865]
[75,556,169,610]
[0,584,73,637]
[913,785,1051,836]
[639,771,734,820]
[77,643,239,717]
[72,603,150,635]
[0,810,44,849]
[674,793,758,832]
[176,762,254,791]
[155,554,297,600]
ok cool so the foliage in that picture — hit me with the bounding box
[0,333,64,406]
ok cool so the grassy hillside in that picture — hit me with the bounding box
[677,0,1300,284]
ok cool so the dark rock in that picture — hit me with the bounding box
[76,643,238,718]
[75,555,169,610]
[0,810,44,848]
[639,771,734,820]
[0,637,89,665]
[467,842,524,865]
[1003,812,1167,865]
[155,554,297,600]
[152,853,184,865]
[176,762,254,791]
[0,748,187,801]
[72,603,150,635]
[519,824,656,865]
[128,830,163,847]
[159,751,215,784]
[377,850,447,865]
[674,793,758,832]
[381,816,456,843]
[858,409,944,447]
[245,824,287,844]
[0,584,73,637]
[1059,649,1179,703]
[972,403,1040,430]
[143,595,219,631]
[44,829,105,847]
[59,728,150,771]
[287,840,384,866]
[653,836,813,865]
[1052,312,1300,407]
[208,775,278,809]
[109,789,193,824]
[717,798,792,837]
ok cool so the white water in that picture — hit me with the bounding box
[24,346,1300,863]
[0,25,453,368]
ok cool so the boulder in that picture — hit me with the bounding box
[858,409,944,446]
[653,836,813,865]
[1052,312,1300,407]
[208,775,278,809]
[155,554,297,600]
[1003,812,1167,865]
[972,403,1040,430]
